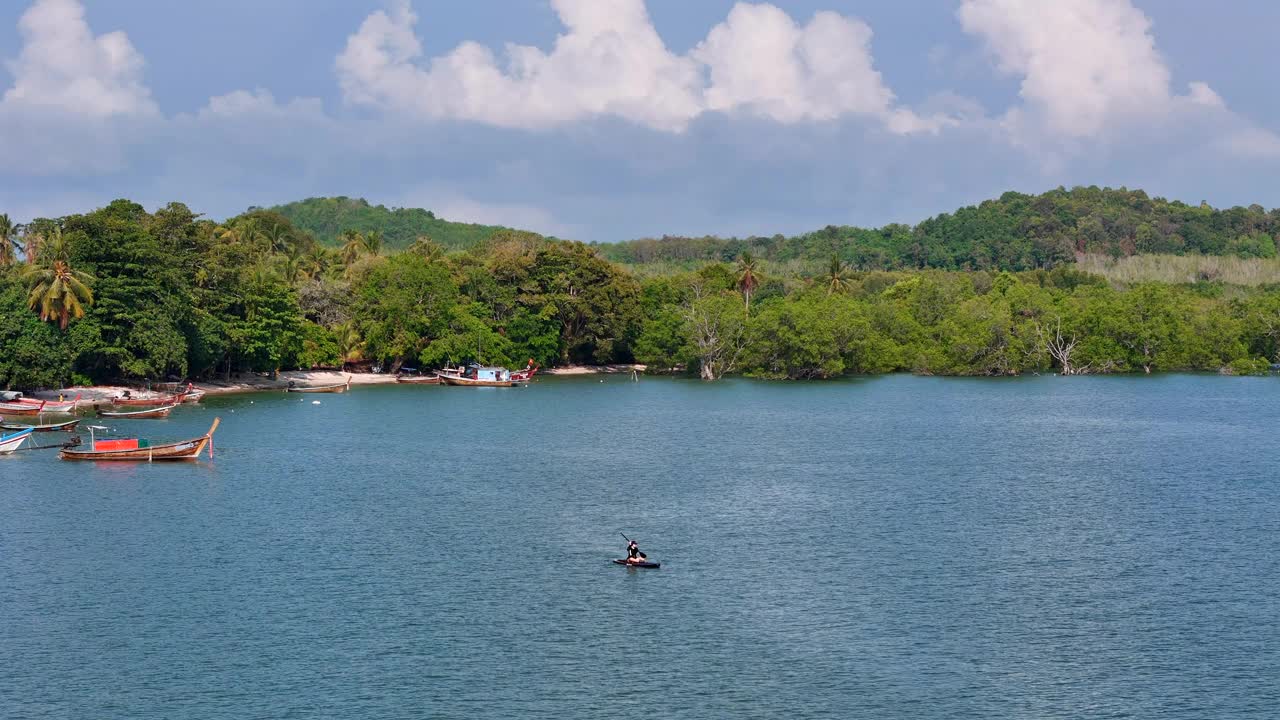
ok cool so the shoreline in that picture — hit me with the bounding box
[28,365,649,402]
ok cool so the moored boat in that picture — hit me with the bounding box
[0,418,81,433]
[60,418,220,462]
[440,365,515,387]
[510,359,539,382]
[97,405,177,419]
[109,392,187,406]
[396,372,441,385]
[0,428,33,455]
[0,393,81,415]
[286,376,352,393]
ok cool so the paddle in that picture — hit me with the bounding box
[619,532,647,560]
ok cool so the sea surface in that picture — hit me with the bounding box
[2,375,1278,719]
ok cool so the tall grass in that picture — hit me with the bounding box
[1077,253,1280,287]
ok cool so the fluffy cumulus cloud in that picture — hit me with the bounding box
[1,0,154,117]
[335,0,937,134]
[956,0,1270,152]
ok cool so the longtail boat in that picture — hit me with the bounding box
[97,405,176,419]
[60,418,220,462]
[0,428,33,455]
[440,365,515,387]
[181,385,206,403]
[0,393,82,415]
[286,376,352,393]
[109,392,187,407]
[0,418,81,433]
[510,359,539,382]
[0,400,47,416]
[396,372,441,385]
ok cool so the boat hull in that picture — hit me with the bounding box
[396,375,441,384]
[97,405,176,419]
[109,394,185,406]
[441,376,515,387]
[0,429,33,454]
[0,419,80,433]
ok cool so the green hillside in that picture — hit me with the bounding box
[596,187,1280,271]
[267,196,519,250]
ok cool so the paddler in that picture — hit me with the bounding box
[626,539,644,563]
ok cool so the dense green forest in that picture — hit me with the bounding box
[269,196,514,251]
[3,192,1280,390]
[600,187,1280,271]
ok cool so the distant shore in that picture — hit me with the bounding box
[28,365,648,402]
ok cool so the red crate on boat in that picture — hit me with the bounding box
[94,439,149,451]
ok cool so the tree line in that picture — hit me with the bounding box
[600,186,1280,271]
[2,199,1280,390]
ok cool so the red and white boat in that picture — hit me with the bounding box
[510,359,539,382]
[0,393,82,415]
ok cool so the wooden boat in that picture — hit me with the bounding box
[440,365,515,387]
[0,392,81,415]
[0,428,33,455]
[60,418,220,462]
[109,392,187,407]
[0,418,81,433]
[0,400,48,416]
[510,359,539,382]
[97,405,176,419]
[612,559,661,569]
[286,376,352,393]
[153,382,204,403]
[396,373,441,385]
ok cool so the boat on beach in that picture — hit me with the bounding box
[97,405,177,419]
[440,365,515,387]
[60,418,220,462]
[109,392,187,406]
[0,418,81,433]
[286,376,352,393]
[0,393,81,415]
[0,428,34,455]
[396,369,441,384]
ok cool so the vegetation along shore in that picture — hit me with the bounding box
[4,186,1280,392]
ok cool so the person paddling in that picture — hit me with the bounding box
[626,539,645,563]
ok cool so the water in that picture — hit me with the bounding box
[2,375,1278,719]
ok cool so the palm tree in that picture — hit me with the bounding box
[337,322,366,367]
[0,214,17,266]
[360,230,383,257]
[304,245,332,279]
[736,252,761,315]
[23,229,93,329]
[825,254,851,295]
[340,230,364,266]
[263,223,294,255]
[408,235,444,262]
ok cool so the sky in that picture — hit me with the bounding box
[2,0,1279,242]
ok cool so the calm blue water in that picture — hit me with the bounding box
[2,375,1278,719]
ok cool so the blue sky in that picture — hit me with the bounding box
[2,0,1279,241]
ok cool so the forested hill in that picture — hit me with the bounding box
[596,187,1280,271]
[268,197,518,250]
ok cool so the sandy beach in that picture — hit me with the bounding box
[25,365,648,403]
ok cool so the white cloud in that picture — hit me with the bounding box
[336,0,939,134]
[2,0,155,117]
[958,0,1280,165]
[694,4,945,132]
[336,0,702,132]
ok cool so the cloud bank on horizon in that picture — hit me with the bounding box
[1,0,1278,240]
